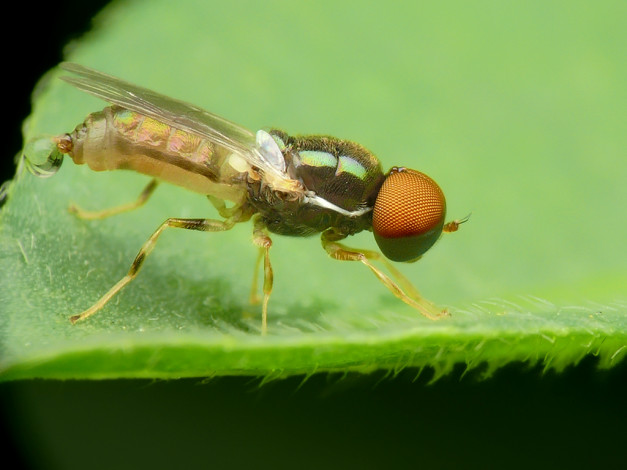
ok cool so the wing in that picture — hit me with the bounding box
[59,63,292,185]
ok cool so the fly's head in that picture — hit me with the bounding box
[372,167,447,262]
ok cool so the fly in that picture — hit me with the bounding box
[23,63,468,334]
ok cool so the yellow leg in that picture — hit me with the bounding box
[207,195,242,219]
[70,215,239,324]
[249,247,264,306]
[69,179,159,220]
[251,216,273,335]
[321,229,448,320]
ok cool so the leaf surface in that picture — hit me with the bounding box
[1,0,625,381]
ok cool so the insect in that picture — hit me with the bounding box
[24,63,468,334]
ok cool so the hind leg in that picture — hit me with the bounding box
[71,213,244,324]
[69,178,159,219]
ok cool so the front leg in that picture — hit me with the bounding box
[321,229,447,320]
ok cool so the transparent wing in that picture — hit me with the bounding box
[60,62,280,174]
[60,63,302,193]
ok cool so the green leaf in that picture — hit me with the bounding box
[1,0,626,381]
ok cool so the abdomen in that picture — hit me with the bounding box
[65,105,247,203]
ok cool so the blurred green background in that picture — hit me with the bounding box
[1,0,626,468]
[10,0,626,311]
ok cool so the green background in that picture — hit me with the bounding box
[1,0,625,467]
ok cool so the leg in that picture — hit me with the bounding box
[70,215,238,324]
[207,195,241,219]
[69,178,159,220]
[250,216,273,335]
[249,247,264,306]
[321,229,447,320]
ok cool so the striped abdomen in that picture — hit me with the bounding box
[64,105,247,202]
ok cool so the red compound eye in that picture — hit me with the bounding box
[373,167,446,262]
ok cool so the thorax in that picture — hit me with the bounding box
[247,130,385,237]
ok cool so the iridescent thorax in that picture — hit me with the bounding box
[244,130,385,237]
